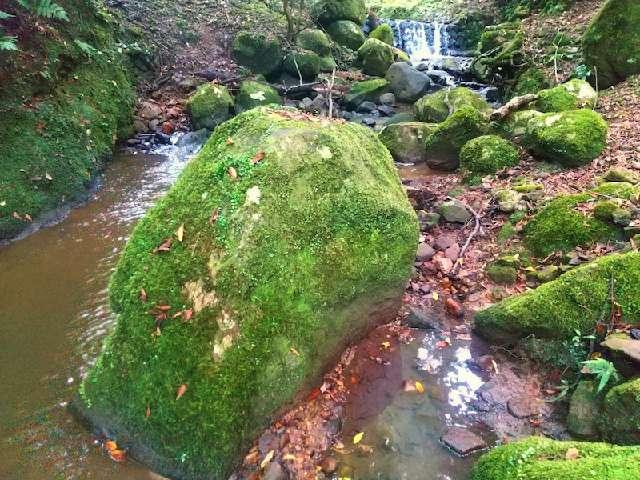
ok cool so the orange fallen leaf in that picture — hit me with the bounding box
[182,309,193,322]
[260,450,274,469]
[251,151,265,164]
[415,381,425,394]
[306,387,321,401]
[109,449,127,463]
[209,208,219,225]
[228,166,238,179]
[176,383,187,400]
[105,440,118,452]
[153,237,173,253]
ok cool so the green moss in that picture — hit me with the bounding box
[369,24,394,46]
[472,22,524,83]
[499,109,542,139]
[326,20,366,50]
[602,168,639,184]
[186,83,234,130]
[486,263,518,284]
[593,200,620,222]
[474,252,640,344]
[80,107,418,479]
[583,0,640,88]
[536,85,581,112]
[524,109,608,167]
[314,0,366,26]
[234,81,282,114]
[460,135,520,180]
[523,194,619,256]
[424,106,491,171]
[296,29,332,56]
[598,378,640,445]
[283,49,321,80]
[511,67,551,97]
[231,32,283,76]
[357,38,395,77]
[471,437,640,480]
[318,55,338,72]
[414,86,491,123]
[594,181,640,200]
[344,78,389,109]
[378,122,437,164]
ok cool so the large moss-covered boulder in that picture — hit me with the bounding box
[471,437,640,480]
[535,79,598,112]
[385,62,432,103]
[499,109,542,138]
[510,67,551,98]
[283,50,321,80]
[598,378,640,445]
[583,0,640,88]
[472,22,524,83]
[524,109,608,167]
[231,32,283,76]
[523,194,619,256]
[357,38,395,77]
[344,78,389,109]
[567,380,600,438]
[78,107,418,479]
[186,83,234,130]
[459,135,520,180]
[414,87,491,123]
[424,106,490,171]
[474,252,640,344]
[234,81,282,114]
[326,20,366,50]
[314,0,366,26]
[370,23,395,46]
[296,29,332,56]
[378,122,437,164]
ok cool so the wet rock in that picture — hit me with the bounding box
[507,396,541,418]
[567,380,599,438]
[416,242,435,261]
[344,78,389,110]
[378,122,435,164]
[379,92,395,106]
[357,101,377,113]
[441,427,486,455]
[377,105,395,117]
[417,211,440,230]
[139,101,163,120]
[177,129,210,148]
[357,38,394,77]
[406,306,438,330]
[438,200,472,223]
[133,118,148,133]
[155,133,172,145]
[385,62,432,103]
[362,117,377,127]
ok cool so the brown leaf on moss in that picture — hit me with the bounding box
[153,237,173,253]
[209,208,219,225]
[251,151,265,164]
[176,383,188,400]
[139,288,148,302]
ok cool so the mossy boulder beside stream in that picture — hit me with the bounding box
[475,252,640,345]
[598,378,640,445]
[414,87,491,123]
[231,32,283,76]
[79,107,418,479]
[471,437,640,480]
[186,83,234,130]
[357,38,395,77]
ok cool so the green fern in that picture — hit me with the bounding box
[74,39,97,57]
[0,10,15,20]
[16,0,69,21]
[581,358,621,393]
[0,35,18,51]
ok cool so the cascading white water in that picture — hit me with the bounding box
[387,20,450,63]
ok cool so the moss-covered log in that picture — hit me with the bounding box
[78,107,418,479]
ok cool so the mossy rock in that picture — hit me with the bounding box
[499,109,542,139]
[326,20,366,51]
[598,378,640,445]
[511,67,551,97]
[357,38,395,77]
[472,22,524,83]
[486,263,518,285]
[535,79,598,113]
[393,47,410,62]
[186,83,234,130]
[234,81,282,114]
[344,78,390,109]
[314,0,367,26]
[567,380,600,438]
[594,181,640,200]
[523,194,620,257]
[583,0,640,88]
[593,199,622,222]
[424,106,491,171]
[283,50,321,80]
[414,87,491,123]
[471,436,640,480]
[602,168,639,184]
[474,252,640,345]
[79,107,418,479]
[524,109,608,167]
[369,24,395,46]
[296,29,332,56]
[459,135,520,180]
[318,55,338,72]
[231,32,283,76]
[378,122,437,164]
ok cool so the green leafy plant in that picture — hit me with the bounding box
[581,358,621,393]
[0,35,17,51]
[16,0,68,21]
[74,39,98,57]
[574,64,591,81]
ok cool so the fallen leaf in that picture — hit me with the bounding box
[289,347,300,356]
[109,449,127,463]
[182,309,193,322]
[381,341,391,349]
[415,381,425,394]
[139,288,147,302]
[45,172,53,181]
[565,447,580,460]
[306,387,321,401]
[432,291,439,301]
[251,151,265,164]
[209,208,219,225]
[228,166,238,179]
[353,432,364,444]
[260,450,274,469]
[176,224,184,242]
[153,237,173,253]
[226,137,234,145]
[145,405,151,418]
[282,453,296,461]
[176,383,188,400]
[24,214,32,222]
[105,440,118,452]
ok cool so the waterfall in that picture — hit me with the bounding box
[386,20,451,63]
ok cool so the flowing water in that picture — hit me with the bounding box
[0,139,201,479]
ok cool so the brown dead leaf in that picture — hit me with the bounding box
[145,405,151,418]
[176,224,185,242]
[153,237,173,253]
[209,208,219,225]
[109,449,127,463]
[251,151,265,164]
[176,383,188,400]
[139,288,147,302]
[226,137,234,145]
[565,447,580,460]
[228,166,238,179]
[182,309,193,322]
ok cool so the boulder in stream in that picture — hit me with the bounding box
[598,377,640,445]
[186,83,234,130]
[414,86,491,123]
[232,32,283,76]
[385,62,432,103]
[78,107,418,479]
[344,78,389,109]
[326,20,366,50]
[378,121,437,164]
[357,38,395,77]
[234,81,282,114]
[369,23,395,46]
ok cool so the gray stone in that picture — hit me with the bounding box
[601,333,640,364]
[263,461,287,480]
[434,234,456,251]
[362,117,377,127]
[406,306,439,330]
[385,62,432,103]
[507,396,541,418]
[417,211,440,230]
[177,129,210,148]
[438,200,472,223]
[567,380,600,438]
[357,101,378,113]
[441,427,486,455]
[379,92,396,105]
[416,242,435,261]
[377,105,396,116]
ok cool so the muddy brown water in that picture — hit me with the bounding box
[0,146,485,479]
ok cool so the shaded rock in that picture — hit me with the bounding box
[344,78,389,109]
[601,332,640,366]
[186,83,234,130]
[414,86,491,123]
[567,381,599,438]
[296,29,332,56]
[326,20,366,50]
[315,0,366,26]
[377,105,395,116]
[283,50,321,80]
[507,396,541,418]
[598,377,640,444]
[357,101,377,113]
[385,62,432,103]
[263,461,287,480]
[438,200,472,223]
[357,38,395,77]
[379,92,396,106]
[234,81,282,114]
[378,122,436,164]
[406,306,438,330]
[416,242,435,261]
[441,427,487,455]
[417,211,440,230]
[232,32,283,76]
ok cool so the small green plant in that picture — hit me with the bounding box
[0,10,17,51]
[581,358,620,393]
[16,0,68,21]
[574,64,591,81]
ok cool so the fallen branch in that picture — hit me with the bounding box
[275,81,323,97]
[451,202,482,276]
[490,93,538,121]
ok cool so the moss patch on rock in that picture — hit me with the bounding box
[459,135,519,181]
[524,109,608,167]
[471,436,640,480]
[414,86,491,123]
[314,0,367,26]
[598,378,640,445]
[475,252,640,344]
[535,80,598,113]
[283,49,321,80]
[326,20,366,50]
[79,107,418,479]
[378,122,437,164]
[510,67,551,98]
[234,81,282,114]
[186,83,234,130]
[369,24,395,45]
[296,29,332,56]
[357,38,395,77]
[231,32,283,76]
[472,22,524,83]
[344,78,390,109]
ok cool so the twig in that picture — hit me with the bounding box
[490,93,539,121]
[553,44,559,85]
[327,68,336,119]
[451,202,482,276]
[293,56,303,86]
